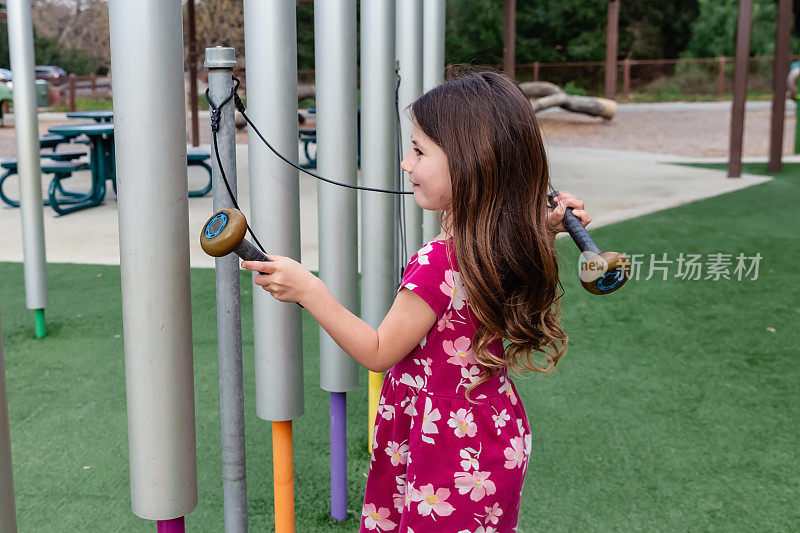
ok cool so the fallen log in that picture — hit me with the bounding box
[519,81,617,120]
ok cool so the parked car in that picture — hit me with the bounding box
[0,69,12,84]
[35,65,67,85]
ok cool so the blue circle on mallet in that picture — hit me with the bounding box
[204,212,228,239]
[597,269,624,291]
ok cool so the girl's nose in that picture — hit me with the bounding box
[400,153,413,173]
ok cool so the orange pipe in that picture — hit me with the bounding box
[272,421,295,533]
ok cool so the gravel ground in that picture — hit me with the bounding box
[0,101,796,159]
[537,102,798,158]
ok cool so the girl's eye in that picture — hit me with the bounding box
[413,147,422,155]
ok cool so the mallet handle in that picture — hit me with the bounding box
[234,238,304,309]
[234,238,272,264]
[549,191,601,255]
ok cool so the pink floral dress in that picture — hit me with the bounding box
[360,238,532,533]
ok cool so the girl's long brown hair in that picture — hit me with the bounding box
[411,69,568,399]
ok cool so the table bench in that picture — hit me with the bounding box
[0,156,93,215]
[187,149,212,197]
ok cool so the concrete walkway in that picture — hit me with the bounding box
[0,143,772,271]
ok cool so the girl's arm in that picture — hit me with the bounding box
[241,257,437,373]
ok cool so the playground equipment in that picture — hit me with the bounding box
[548,191,630,295]
[6,0,48,339]
[108,1,197,531]
[1,305,18,533]
[204,47,248,532]
[314,1,360,521]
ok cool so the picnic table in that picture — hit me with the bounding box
[47,123,115,213]
[66,110,114,123]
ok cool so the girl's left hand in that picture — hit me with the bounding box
[241,255,321,305]
[547,190,592,235]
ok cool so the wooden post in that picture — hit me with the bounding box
[717,56,726,101]
[91,74,97,100]
[767,0,793,172]
[728,0,754,178]
[622,57,631,102]
[604,0,620,100]
[503,0,516,79]
[188,0,199,147]
[68,73,76,111]
[533,61,539,82]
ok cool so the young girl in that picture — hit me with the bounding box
[242,71,591,532]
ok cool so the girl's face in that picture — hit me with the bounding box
[401,124,452,211]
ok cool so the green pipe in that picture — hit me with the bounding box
[34,308,45,338]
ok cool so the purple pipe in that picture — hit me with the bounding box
[330,391,347,521]
[157,517,185,532]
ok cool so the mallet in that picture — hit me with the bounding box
[201,208,304,308]
[548,191,630,295]
[201,208,270,264]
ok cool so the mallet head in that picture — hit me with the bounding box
[200,208,247,257]
[579,251,630,295]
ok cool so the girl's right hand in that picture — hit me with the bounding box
[547,191,591,235]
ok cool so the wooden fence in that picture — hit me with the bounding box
[49,74,113,110]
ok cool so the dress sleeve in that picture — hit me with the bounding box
[397,241,453,319]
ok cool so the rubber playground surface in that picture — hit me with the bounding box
[0,160,796,530]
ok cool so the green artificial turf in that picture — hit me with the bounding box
[0,161,797,531]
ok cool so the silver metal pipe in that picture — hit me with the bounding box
[6,0,47,312]
[205,46,248,533]
[108,0,197,520]
[361,1,397,327]
[396,0,424,260]
[243,0,304,421]
[422,0,446,243]
[315,0,359,393]
[0,304,17,533]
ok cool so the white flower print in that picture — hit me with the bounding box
[492,408,510,436]
[392,474,406,513]
[362,502,398,531]
[437,310,456,332]
[415,483,456,517]
[399,372,425,390]
[524,431,532,460]
[381,404,395,421]
[444,336,476,367]
[440,269,467,310]
[400,394,419,417]
[416,242,434,265]
[458,521,497,533]
[453,470,497,502]
[498,381,518,405]
[459,447,480,471]
[461,365,480,383]
[385,440,409,467]
[405,481,420,510]
[484,502,503,525]
[414,357,433,376]
[421,397,441,444]
[448,408,478,438]
[503,436,525,469]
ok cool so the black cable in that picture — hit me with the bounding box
[394,66,407,282]
[205,75,414,267]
